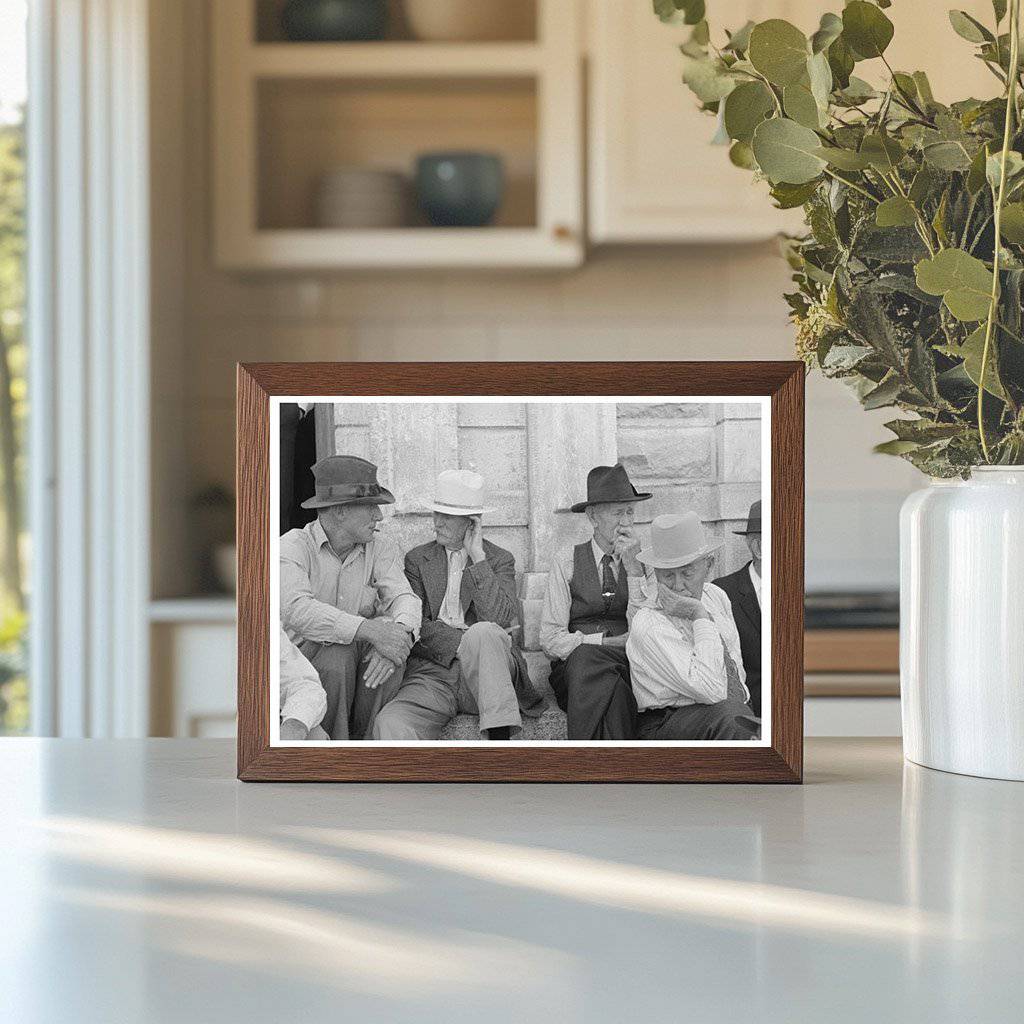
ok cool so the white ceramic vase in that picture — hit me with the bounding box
[900,467,1024,781]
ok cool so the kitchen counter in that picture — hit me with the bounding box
[1,738,1021,1023]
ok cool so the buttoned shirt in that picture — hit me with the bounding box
[279,627,327,731]
[539,539,650,660]
[439,547,469,629]
[280,519,421,646]
[749,562,762,608]
[626,582,748,711]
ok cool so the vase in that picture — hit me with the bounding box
[280,0,388,42]
[900,467,1024,781]
[415,152,504,227]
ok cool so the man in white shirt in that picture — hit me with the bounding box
[627,512,760,741]
[279,627,329,740]
[539,464,652,739]
[713,500,763,716]
[280,455,421,740]
[372,470,546,740]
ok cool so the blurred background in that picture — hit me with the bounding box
[0,0,999,740]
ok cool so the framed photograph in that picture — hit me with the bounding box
[237,362,804,782]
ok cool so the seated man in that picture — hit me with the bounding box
[713,500,763,717]
[539,464,651,740]
[279,627,329,741]
[280,455,421,740]
[627,512,760,741]
[372,470,546,741]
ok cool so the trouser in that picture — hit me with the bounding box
[372,621,522,740]
[298,638,405,740]
[637,700,761,741]
[549,644,638,741]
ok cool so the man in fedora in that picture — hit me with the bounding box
[280,455,421,740]
[372,470,546,740]
[627,512,759,741]
[714,500,763,717]
[539,463,652,740]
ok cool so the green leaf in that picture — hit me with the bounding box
[783,83,822,129]
[999,202,1024,242]
[654,0,705,25]
[814,146,872,170]
[827,35,855,89]
[728,140,758,169]
[770,179,820,209]
[748,19,810,87]
[923,141,972,171]
[948,10,993,44]
[967,143,993,193]
[681,55,737,103]
[836,75,877,104]
[807,51,833,110]
[874,439,921,456]
[915,249,994,321]
[993,1,1008,24]
[875,196,918,228]
[752,117,827,184]
[909,165,936,205]
[862,374,902,409]
[912,71,935,105]
[724,20,755,53]
[985,150,1024,190]
[810,12,843,54]
[723,81,775,143]
[842,1,894,60]
[860,133,905,172]
[884,418,963,443]
[959,324,1007,398]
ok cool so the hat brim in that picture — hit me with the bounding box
[637,539,723,569]
[733,525,762,535]
[300,488,396,510]
[568,492,653,514]
[429,503,494,517]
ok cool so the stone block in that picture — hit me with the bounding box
[719,419,761,482]
[722,402,763,421]
[332,425,371,461]
[332,401,374,427]
[521,596,544,652]
[458,426,527,488]
[617,402,712,424]
[618,427,715,482]
[458,402,527,427]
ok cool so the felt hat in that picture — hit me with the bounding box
[637,512,723,569]
[300,455,395,510]
[429,469,494,517]
[568,464,652,513]
[733,500,762,535]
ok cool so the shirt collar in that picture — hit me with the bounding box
[591,538,619,567]
[748,562,761,586]
[311,517,367,566]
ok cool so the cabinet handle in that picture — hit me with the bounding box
[552,224,574,241]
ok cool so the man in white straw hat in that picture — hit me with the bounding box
[371,470,546,740]
[627,512,760,741]
[280,455,421,740]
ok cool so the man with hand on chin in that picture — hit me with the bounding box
[372,470,545,740]
[280,455,421,740]
[540,464,653,740]
[627,512,759,741]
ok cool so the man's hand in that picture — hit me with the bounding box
[362,649,400,690]
[614,527,643,577]
[657,582,711,622]
[463,515,486,563]
[280,718,310,740]
[356,617,414,664]
[601,632,629,648]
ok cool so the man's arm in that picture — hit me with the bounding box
[280,538,363,644]
[539,554,604,660]
[374,539,422,637]
[279,631,328,737]
[404,551,464,668]
[464,545,519,628]
[630,608,729,705]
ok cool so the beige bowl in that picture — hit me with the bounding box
[314,168,410,228]
[404,0,534,42]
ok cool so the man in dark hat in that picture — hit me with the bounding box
[280,455,422,740]
[539,464,653,740]
[713,500,763,716]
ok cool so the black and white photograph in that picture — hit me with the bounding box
[271,397,769,745]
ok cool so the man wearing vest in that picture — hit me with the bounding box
[539,464,651,740]
[627,512,760,740]
[372,470,546,740]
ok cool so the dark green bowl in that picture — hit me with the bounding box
[415,152,505,228]
[280,0,388,42]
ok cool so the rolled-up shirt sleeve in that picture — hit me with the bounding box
[279,630,327,731]
[280,534,363,644]
[540,554,603,660]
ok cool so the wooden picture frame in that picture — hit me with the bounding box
[238,362,804,782]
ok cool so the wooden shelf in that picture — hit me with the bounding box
[805,628,900,675]
[249,42,544,79]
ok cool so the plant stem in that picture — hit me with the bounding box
[979,0,1021,463]
[821,167,879,203]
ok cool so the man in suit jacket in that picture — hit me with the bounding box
[371,470,546,740]
[713,500,762,717]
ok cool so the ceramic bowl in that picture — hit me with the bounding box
[403,0,534,42]
[280,0,388,42]
[415,152,505,227]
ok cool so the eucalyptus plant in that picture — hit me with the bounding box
[658,0,1024,475]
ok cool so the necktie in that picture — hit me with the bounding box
[600,554,616,611]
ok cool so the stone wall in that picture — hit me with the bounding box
[327,400,761,580]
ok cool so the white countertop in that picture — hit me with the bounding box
[1,738,1021,1023]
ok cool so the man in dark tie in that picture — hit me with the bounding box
[713,500,763,717]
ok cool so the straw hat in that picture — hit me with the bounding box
[430,469,494,517]
[637,512,723,569]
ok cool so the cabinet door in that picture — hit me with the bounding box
[588,1,814,243]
